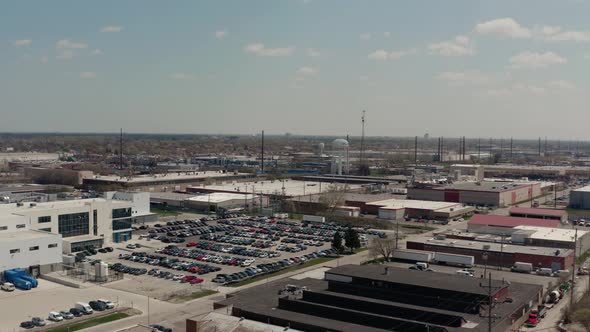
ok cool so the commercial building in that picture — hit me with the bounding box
[407,235,574,270]
[509,207,568,222]
[285,193,403,215]
[0,192,152,253]
[214,264,542,332]
[569,186,590,209]
[467,214,562,234]
[185,193,268,213]
[187,179,362,198]
[0,227,62,274]
[24,167,93,186]
[83,171,254,192]
[451,164,590,180]
[408,181,542,207]
[366,199,474,221]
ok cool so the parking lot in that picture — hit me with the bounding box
[87,215,384,300]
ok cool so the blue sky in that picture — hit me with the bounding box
[2,0,590,139]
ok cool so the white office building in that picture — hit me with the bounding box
[0,192,154,254]
[0,227,62,275]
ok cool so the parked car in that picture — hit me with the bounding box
[89,300,107,311]
[60,310,74,320]
[48,311,64,322]
[31,317,47,326]
[1,282,15,291]
[97,299,115,309]
[20,321,35,329]
[69,308,84,317]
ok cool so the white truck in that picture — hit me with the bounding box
[303,215,325,223]
[75,302,93,315]
[434,252,475,267]
[511,262,533,273]
[392,249,435,263]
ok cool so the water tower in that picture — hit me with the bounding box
[317,142,325,156]
[331,138,349,175]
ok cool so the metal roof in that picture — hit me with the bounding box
[468,214,561,228]
[509,207,566,218]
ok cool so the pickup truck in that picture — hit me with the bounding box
[525,305,548,327]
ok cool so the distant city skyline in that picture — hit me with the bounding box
[2,0,590,139]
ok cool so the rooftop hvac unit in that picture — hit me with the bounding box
[483,244,491,250]
[435,235,446,240]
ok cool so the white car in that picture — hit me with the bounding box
[97,299,115,309]
[48,312,64,322]
[1,282,15,292]
[456,270,474,277]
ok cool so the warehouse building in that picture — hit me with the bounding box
[407,236,574,270]
[366,199,474,221]
[214,264,542,332]
[467,214,562,234]
[83,171,253,192]
[0,227,62,275]
[569,186,590,209]
[509,207,568,222]
[451,164,590,180]
[185,193,268,213]
[0,192,152,253]
[408,181,542,207]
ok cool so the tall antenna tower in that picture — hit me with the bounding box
[360,110,366,174]
[261,130,265,173]
[119,128,123,170]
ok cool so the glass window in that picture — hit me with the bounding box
[0,226,7,231]
[113,219,133,230]
[93,209,98,236]
[38,216,51,223]
[39,227,52,232]
[48,243,58,248]
[70,239,103,253]
[112,208,132,219]
[58,212,90,238]
[16,224,26,229]
[10,249,20,254]
[29,246,39,251]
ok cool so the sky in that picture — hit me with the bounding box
[2,0,590,139]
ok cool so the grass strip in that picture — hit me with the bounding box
[47,312,130,332]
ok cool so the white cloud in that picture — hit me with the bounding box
[215,30,227,39]
[56,50,75,60]
[509,51,567,69]
[92,49,103,55]
[56,39,88,49]
[306,48,322,57]
[429,36,474,56]
[80,72,96,79]
[14,39,32,47]
[484,80,576,97]
[297,67,318,75]
[436,71,494,86]
[368,48,416,60]
[475,18,531,38]
[172,73,195,80]
[360,33,372,40]
[384,32,391,38]
[244,43,294,56]
[541,26,590,42]
[41,56,49,64]
[101,26,123,33]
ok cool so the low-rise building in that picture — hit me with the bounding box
[509,207,568,222]
[570,186,590,209]
[185,193,268,213]
[367,199,474,221]
[467,214,562,234]
[0,227,62,274]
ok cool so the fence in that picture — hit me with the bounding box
[62,264,124,284]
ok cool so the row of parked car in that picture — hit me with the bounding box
[157,246,257,267]
[119,252,222,275]
[212,248,336,284]
[199,233,275,249]
[191,241,281,258]
[20,300,114,329]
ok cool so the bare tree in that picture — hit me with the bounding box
[369,237,396,262]
[317,184,349,216]
[573,308,590,332]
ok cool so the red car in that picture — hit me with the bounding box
[189,278,204,284]
[186,242,197,247]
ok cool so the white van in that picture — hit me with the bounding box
[456,270,474,277]
[75,302,93,314]
[48,312,63,322]
[1,282,15,291]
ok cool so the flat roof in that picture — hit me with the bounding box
[573,186,590,193]
[287,192,405,204]
[514,226,586,242]
[469,214,561,228]
[368,199,462,211]
[409,235,573,256]
[0,229,61,242]
[86,171,247,184]
[149,192,196,201]
[445,181,531,192]
[509,207,566,218]
[192,179,362,197]
[187,192,257,203]
[0,197,130,213]
[327,264,506,296]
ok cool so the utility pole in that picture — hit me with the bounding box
[478,138,481,161]
[395,219,400,249]
[119,128,123,170]
[480,272,504,332]
[489,138,493,163]
[261,130,265,173]
[538,137,542,157]
[571,228,578,307]
[510,137,513,162]
[414,136,418,166]
[360,110,366,175]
